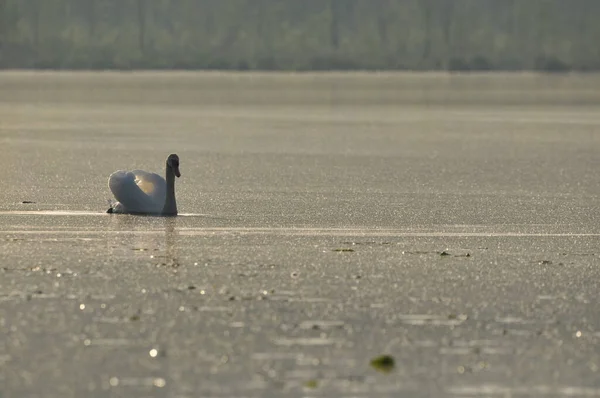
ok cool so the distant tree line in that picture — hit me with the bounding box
[0,0,599,71]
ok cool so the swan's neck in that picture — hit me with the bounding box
[162,167,177,216]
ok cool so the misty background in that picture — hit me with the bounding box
[0,0,599,71]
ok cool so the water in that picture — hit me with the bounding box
[1,71,600,397]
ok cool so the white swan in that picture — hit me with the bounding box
[107,154,181,216]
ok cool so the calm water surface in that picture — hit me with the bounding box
[1,72,600,397]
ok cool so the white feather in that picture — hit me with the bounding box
[108,170,166,214]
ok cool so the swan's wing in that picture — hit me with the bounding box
[108,170,163,214]
[131,170,166,204]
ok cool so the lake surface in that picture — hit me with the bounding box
[1,71,600,397]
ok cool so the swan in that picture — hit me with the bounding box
[107,154,181,216]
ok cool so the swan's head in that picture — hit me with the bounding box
[167,154,181,178]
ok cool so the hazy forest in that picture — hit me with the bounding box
[0,0,599,71]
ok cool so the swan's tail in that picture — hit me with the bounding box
[106,200,125,214]
[107,199,116,214]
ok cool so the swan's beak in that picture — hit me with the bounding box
[174,167,181,178]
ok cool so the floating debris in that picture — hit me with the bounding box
[298,320,345,330]
[21,201,36,204]
[440,251,451,256]
[370,355,395,373]
[129,313,141,321]
[333,248,355,252]
[304,379,318,389]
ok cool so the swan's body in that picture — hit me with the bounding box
[107,154,181,216]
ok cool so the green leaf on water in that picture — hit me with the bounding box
[304,379,318,389]
[370,355,395,373]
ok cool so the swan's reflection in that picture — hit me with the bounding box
[163,217,179,267]
[107,214,139,253]
[107,214,179,267]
